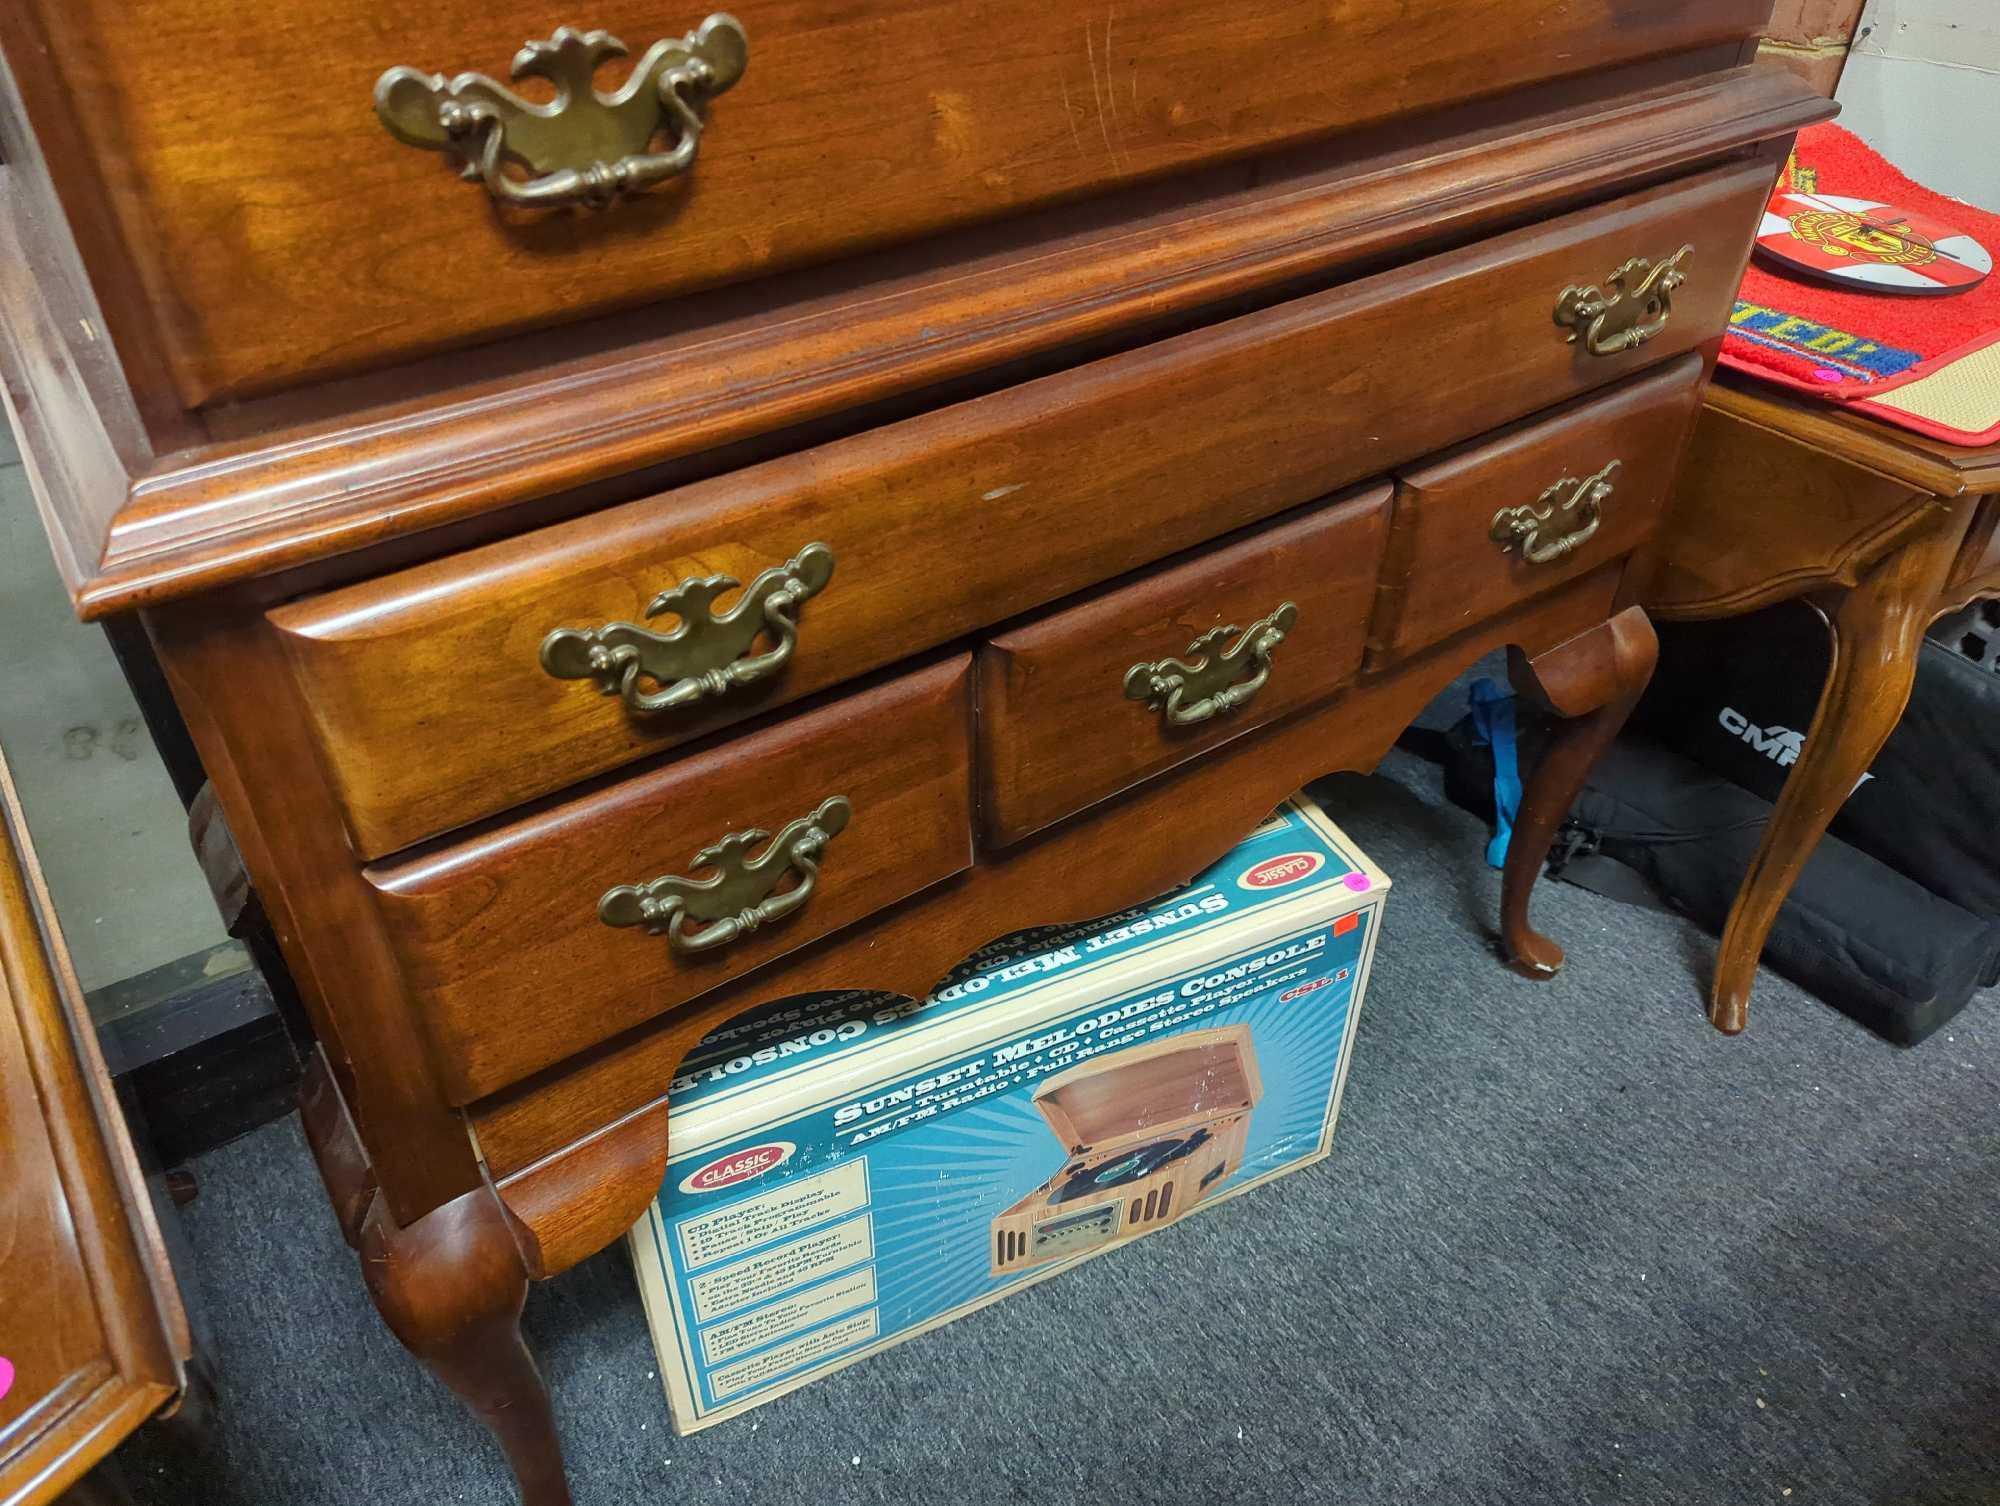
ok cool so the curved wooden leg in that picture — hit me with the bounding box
[359,1187,574,1506]
[1706,553,1943,1035]
[1499,606,1659,979]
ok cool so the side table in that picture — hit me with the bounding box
[1642,375,2000,1033]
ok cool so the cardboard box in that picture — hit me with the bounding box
[630,796,1388,1432]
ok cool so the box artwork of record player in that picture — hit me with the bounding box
[630,794,1386,1433]
[989,1025,1261,1273]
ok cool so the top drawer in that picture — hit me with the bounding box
[271,158,1775,860]
[20,0,1771,404]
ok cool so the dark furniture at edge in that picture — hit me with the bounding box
[0,744,192,1505]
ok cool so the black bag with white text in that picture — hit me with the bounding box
[1402,615,2000,1041]
[1556,738,2000,1044]
[1630,601,2000,920]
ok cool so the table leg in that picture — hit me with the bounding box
[1708,540,1949,1034]
[1500,606,1659,979]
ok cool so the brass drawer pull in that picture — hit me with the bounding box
[1554,247,1692,357]
[1123,603,1299,728]
[1490,461,1619,566]
[374,15,748,211]
[598,797,851,953]
[540,543,834,716]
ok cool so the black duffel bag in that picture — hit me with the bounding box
[1556,737,2000,1044]
[1631,601,2000,921]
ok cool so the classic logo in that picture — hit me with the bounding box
[1237,851,1326,891]
[678,1141,795,1195]
[1278,977,1334,1003]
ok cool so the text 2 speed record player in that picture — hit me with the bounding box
[991,1024,1262,1273]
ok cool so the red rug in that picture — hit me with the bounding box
[1721,123,2000,446]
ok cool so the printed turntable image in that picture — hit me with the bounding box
[991,1025,1262,1274]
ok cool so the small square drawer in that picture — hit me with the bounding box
[365,656,974,1103]
[1370,354,1707,665]
[977,487,1391,846]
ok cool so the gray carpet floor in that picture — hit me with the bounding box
[122,676,2000,1505]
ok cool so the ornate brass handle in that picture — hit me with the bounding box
[1123,603,1299,727]
[374,16,748,211]
[1490,461,1620,566]
[540,543,834,716]
[599,797,851,953]
[1554,247,1693,357]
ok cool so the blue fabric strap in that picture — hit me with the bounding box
[1468,678,1522,869]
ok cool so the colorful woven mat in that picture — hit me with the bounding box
[1721,123,2000,446]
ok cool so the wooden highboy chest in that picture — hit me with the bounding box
[0,3,1827,1497]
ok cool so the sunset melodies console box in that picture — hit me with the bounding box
[629,795,1387,1432]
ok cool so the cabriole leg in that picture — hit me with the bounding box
[358,1187,574,1506]
[1498,606,1659,980]
[1707,555,1940,1034]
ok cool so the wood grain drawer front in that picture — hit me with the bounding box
[1373,354,1707,664]
[979,487,1391,846]
[365,656,973,1104]
[272,160,1773,860]
[21,1,1773,405]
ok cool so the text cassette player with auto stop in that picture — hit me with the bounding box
[630,793,1388,1432]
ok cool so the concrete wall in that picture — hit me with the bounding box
[1835,0,2000,206]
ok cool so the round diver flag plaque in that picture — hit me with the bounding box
[1754,190,1992,297]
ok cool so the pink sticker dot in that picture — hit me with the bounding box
[1342,872,1371,892]
[1812,367,1844,383]
[0,1356,14,1404]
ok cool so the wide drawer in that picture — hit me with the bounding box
[15,1,1772,404]
[273,159,1774,860]
[979,486,1390,846]
[365,655,973,1103]
[1369,354,1708,664]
